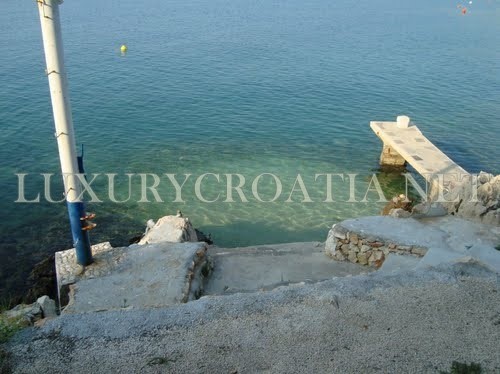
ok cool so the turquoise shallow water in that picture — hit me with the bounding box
[0,0,499,300]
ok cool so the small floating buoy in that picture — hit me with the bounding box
[120,44,128,53]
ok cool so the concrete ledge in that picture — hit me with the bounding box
[326,216,500,273]
[58,242,210,314]
[204,242,374,295]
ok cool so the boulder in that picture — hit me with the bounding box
[443,172,500,226]
[324,226,338,257]
[3,303,42,325]
[36,295,57,319]
[138,215,198,245]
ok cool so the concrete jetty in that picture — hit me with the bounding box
[370,116,470,199]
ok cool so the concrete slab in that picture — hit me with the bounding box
[61,242,209,314]
[370,120,468,177]
[379,253,421,273]
[204,242,374,295]
[55,242,116,289]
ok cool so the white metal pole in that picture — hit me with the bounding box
[37,0,92,265]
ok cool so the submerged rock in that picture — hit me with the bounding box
[382,194,413,216]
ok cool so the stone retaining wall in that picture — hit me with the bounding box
[325,224,428,268]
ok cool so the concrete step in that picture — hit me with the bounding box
[203,241,374,296]
[55,241,374,314]
[56,242,210,314]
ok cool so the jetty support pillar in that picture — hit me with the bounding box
[377,115,411,167]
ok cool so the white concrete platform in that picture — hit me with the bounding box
[370,119,469,197]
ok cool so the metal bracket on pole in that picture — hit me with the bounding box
[55,131,69,139]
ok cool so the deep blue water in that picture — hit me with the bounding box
[0,0,499,300]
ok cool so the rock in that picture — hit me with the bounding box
[325,228,338,257]
[350,233,359,245]
[139,215,198,245]
[195,229,213,245]
[382,194,413,215]
[4,303,42,324]
[360,245,371,253]
[348,251,358,263]
[349,243,359,253]
[128,234,143,245]
[357,253,368,265]
[411,247,428,256]
[368,241,384,248]
[398,246,412,252]
[331,224,349,240]
[340,244,350,255]
[146,219,156,230]
[477,183,493,204]
[36,296,57,319]
[412,202,448,218]
[389,208,412,218]
[441,172,500,226]
[368,251,384,263]
[478,171,493,184]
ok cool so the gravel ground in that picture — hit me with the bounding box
[4,261,500,374]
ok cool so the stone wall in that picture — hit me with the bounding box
[325,224,428,268]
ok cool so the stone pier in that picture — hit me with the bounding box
[370,115,470,200]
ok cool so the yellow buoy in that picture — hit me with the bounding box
[120,44,128,53]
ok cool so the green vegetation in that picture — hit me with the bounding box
[440,361,482,374]
[0,315,28,344]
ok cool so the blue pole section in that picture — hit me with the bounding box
[74,146,93,265]
[68,202,93,265]
[37,0,93,265]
